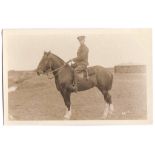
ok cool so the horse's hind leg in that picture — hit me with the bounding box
[104,91,114,114]
[100,90,114,119]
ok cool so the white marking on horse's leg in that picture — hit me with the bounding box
[109,104,114,115]
[102,103,109,119]
[64,108,68,118]
[64,108,72,120]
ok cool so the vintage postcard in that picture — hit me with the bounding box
[2,29,152,125]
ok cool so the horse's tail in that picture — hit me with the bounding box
[108,72,113,90]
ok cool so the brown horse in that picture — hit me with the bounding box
[37,51,114,119]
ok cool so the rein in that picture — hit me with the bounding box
[47,61,71,79]
[50,63,66,73]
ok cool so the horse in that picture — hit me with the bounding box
[36,51,114,120]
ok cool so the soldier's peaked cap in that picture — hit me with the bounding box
[77,36,85,41]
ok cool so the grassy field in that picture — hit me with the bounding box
[8,70,147,120]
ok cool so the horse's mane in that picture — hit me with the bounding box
[49,52,65,64]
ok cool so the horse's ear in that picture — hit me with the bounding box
[47,51,51,56]
[44,51,47,55]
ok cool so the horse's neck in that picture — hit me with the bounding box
[52,59,64,70]
[48,54,66,77]
[49,57,72,79]
[49,54,64,70]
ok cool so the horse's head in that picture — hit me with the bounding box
[37,51,51,75]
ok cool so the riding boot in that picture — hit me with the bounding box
[86,69,89,80]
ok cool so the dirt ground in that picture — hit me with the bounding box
[8,70,147,120]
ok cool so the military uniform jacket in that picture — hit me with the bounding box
[73,44,89,66]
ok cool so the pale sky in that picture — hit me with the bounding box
[3,29,151,70]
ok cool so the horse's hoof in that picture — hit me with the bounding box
[101,113,108,120]
[110,104,114,112]
[64,114,71,120]
[109,110,113,116]
[64,117,71,120]
[64,109,71,120]
[101,116,107,120]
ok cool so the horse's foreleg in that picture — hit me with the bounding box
[61,91,72,120]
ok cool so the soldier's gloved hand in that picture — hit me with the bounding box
[69,59,75,62]
[72,58,76,62]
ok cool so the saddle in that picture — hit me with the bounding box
[77,69,89,79]
[72,66,96,80]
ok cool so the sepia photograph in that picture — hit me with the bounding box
[3,29,152,124]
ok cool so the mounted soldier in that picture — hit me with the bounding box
[37,50,113,119]
[70,36,89,92]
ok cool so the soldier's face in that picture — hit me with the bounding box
[79,39,85,44]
